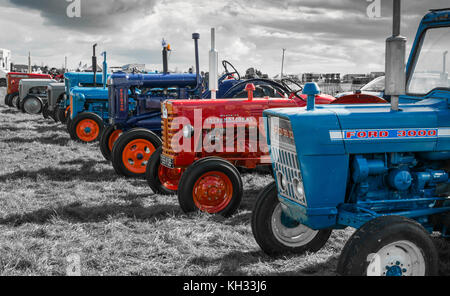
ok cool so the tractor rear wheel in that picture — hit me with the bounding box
[69,112,104,143]
[337,216,438,276]
[146,147,184,195]
[4,94,11,106]
[178,158,243,217]
[100,125,123,161]
[111,128,162,178]
[22,95,43,114]
[251,182,332,257]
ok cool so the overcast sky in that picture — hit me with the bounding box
[0,0,449,76]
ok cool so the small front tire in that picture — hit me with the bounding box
[100,125,123,161]
[251,182,332,257]
[145,147,184,195]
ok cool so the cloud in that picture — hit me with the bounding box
[1,0,449,76]
[7,0,158,33]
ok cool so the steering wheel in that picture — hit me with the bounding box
[281,78,305,101]
[222,60,241,81]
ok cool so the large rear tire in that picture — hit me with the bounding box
[251,182,332,257]
[100,125,123,161]
[69,112,104,143]
[4,94,11,106]
[146,147,184,195]
[111,128,162,178]
[177,158,243,217]
[337,216,438,276]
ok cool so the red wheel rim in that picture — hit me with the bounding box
[192,171,233,213]
[122,139,155,174]
[108,129,123,151]
[76,119,100,142]
[65,106,70,117]
[158,165,183,191]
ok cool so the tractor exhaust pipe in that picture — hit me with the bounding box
[385,0,406,111]
[162,39,169,74]
[102,51,108,89]
[92,43,98,87]
[192,33,201,89]
[209,28,219,99]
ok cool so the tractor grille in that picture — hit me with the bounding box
[268,116,307,206]
[161,102,176,157]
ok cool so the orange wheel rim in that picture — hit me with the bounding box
[192,171,233,213]
[158,165,184,191]
[122,139,155,174]
[65,106,70,116]
[76,119,100,142]
[108,129,123,151]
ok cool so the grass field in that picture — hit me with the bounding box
[0,87,449,276]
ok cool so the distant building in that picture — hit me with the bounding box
[122,64,146,73]
[302,73,340,83]
[302,73,322,83]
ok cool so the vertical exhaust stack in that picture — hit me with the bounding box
[192,33,201,89]
[162,39,169,74]
[92,44,98,87]
[102,52,108,89]
[385,0,406,111]
[209,28,219,99]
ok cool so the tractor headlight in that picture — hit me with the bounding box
[277,171,288,192]
[293,178,305,200]
[183,124,194,138]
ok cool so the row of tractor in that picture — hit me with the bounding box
[2,1,450,276]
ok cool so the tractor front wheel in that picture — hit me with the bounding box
[337,216,438,276]
[10,93,20,109]
[111,128,161,178]
[69,112,104,143]
[251,182,332,257]
[178,158,243,217]
[146,147,184,195]
[100,125,123,161]
[42,102,50,119]
[22,95,43,114]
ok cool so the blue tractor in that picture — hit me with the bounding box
[102,33,296,178]
[67,47,111,143]
[252,3,450,276]
[56,71,105,124]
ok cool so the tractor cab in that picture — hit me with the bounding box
[252,4,450,276]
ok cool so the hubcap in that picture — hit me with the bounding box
[24,98,42,114]
[366,240,426,276]
[271,203,319,247]
[76,119,100,142]
[122,139,155,174]
[158,165,184,191]
[192,171,233,213]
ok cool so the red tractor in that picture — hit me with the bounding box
[145,83,387,217]
[4,72,52,107]
[144,85,331,216]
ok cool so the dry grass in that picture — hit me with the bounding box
[0,87,449,276]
